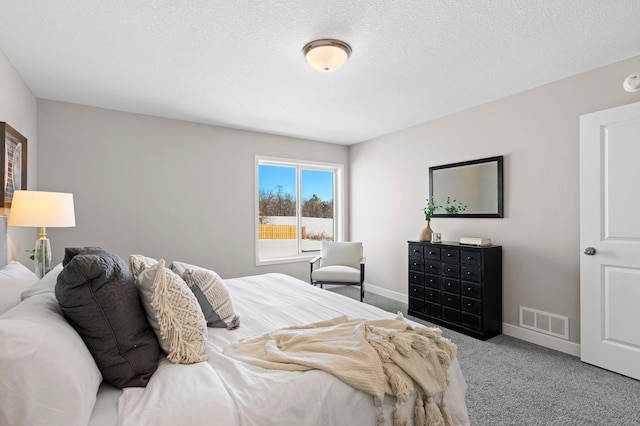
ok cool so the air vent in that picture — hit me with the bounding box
[519,306,569,340]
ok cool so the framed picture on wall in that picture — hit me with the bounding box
[0,122,28,208]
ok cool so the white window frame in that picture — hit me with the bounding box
[255,156,344,266]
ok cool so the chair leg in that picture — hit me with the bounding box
[360,263,365,302]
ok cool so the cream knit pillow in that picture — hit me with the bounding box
[129,254,158,279]
[135,260,207,364]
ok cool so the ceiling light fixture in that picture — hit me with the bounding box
[623,72,640,92]
[303,39,352,72]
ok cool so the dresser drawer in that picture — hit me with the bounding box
[461,312,481,330]
[424,247,441,260]
[461,266,482,283]
[442,263,460,278]
[442,292,460,309]
[443,307,460,323]
[461,250,482,266]
[425,261,441,275]
[424,302,441,318]
[442,278,460,294]
[424,289,441,304]
[461,281,481,298]
[409,244,423,259]
[442,248,460,263]
[409,258,424,272]
[409,271,424,285]
[461,296,481,315]
[424,274,441,290]
[409,297,424,313]
[409,284,424,299]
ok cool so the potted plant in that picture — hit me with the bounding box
[419,197,441,241]
[419,197,468,241]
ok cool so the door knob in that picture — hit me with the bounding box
[583,247,596,255]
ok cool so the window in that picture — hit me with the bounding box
[256,157,343,265]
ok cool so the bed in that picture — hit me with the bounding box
[0,246,469,426]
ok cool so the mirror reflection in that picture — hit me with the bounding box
[429,156,504,218]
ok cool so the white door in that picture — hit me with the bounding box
[580,101,640,380]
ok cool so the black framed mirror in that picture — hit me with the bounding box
[429,155,504,218]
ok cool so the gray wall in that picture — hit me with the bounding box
[0,50,39,264]
[36,101,349,282]
[350,55,640,348]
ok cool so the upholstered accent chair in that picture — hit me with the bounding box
[309,241,365,301]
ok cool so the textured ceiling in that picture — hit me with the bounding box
[1,1,640,145]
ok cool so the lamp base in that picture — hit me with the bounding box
[34,235,52,279]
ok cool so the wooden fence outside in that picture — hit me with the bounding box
[259,224,307,239]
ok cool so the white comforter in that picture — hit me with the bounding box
[117,273,469,426]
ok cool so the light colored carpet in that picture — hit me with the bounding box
[328,285,640,425]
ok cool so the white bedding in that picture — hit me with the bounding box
[112,273,469,426]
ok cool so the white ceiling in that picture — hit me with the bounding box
[1,1,640,145]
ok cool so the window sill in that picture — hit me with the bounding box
[256,253,318,266]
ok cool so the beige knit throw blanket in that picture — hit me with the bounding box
[223,314,457,426]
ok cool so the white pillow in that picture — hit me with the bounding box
[0,261,39,315]
[20,263,64,301]
[0,292,102,426]
[135,260,208,364]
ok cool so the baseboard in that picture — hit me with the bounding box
[364,282,407,303]
[503,323,581,357]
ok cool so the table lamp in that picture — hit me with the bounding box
[8,190,76,278]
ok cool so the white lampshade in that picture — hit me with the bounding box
[8,191,75,278]
[8,190,76,228]
[303,39,352,72]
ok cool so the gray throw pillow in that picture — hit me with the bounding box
[55,247,160,388]
[171,261,240,330]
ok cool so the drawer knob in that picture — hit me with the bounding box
[429,251,435,255]
[467,256,473,260]
[467,271,472,275]
[429,265,434,269]
[447,253,452,257]
[467,303,472,307]
[447,298,452,301]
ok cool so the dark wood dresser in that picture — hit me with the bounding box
[408,241,502,340]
